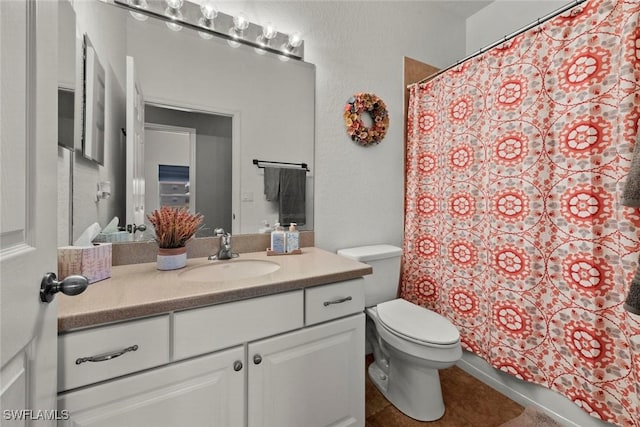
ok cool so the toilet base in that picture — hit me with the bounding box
[368,358,445,422]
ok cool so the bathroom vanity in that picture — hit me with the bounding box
[56,248,371,427]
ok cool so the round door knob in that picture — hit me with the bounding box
[233,361,243,371]
[253,354,262,365]
[40,272,89,303]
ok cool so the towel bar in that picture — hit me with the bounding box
[253,159,310,172]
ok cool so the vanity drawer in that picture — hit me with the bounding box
[173,290,304,360]
[58,315,170,392]
[305,278,365,326]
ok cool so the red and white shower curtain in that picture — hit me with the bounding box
[403,1,640,425]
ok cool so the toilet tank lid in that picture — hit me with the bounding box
[337,245,402,262]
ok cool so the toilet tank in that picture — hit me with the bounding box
[337,245,402,307]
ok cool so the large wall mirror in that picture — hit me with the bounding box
[57,0,315,244]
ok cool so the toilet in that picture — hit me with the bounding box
[338,244,462,422]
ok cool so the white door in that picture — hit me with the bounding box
[1,1,60,424]
[125,56,145,227]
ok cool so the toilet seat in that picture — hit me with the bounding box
[376,299,460,346]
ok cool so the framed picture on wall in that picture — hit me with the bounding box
[81,34,105,165]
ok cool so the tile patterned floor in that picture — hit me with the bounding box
[365,359,524,427]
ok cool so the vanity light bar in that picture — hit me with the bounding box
[108,0,305,60]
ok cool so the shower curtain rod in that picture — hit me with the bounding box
[409,0,586,87]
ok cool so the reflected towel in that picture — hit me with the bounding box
[624,254,640,315]
[622,128,640,207]
[622,128,640,315]
[279,168,306,226]
[264,167,280,202]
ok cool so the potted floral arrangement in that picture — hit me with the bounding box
[147,206,203,270]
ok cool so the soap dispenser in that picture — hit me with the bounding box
[286,223,299,253]
[270,223,286,254]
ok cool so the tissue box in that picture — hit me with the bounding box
[58,243,112,284]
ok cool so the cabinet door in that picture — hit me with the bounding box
[58,346,245,427]
[248,314,365,427]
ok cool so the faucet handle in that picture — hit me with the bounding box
[214,227,225,237]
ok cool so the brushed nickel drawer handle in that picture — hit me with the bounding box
[75,345,139,365]
[323,296,352,307]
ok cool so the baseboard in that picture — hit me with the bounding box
[456,351,615,427]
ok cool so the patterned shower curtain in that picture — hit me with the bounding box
[402,1,640,425]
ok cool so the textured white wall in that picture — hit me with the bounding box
[466,0,570,54]
[297,2,466,252]
[206,1,467,252]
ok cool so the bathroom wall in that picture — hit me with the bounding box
[466,0,570,54]
[463,3,614,427]
[206,1,467,252]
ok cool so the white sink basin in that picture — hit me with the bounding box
[179,259,280,282]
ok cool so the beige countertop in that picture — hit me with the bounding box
[58,247,372,332]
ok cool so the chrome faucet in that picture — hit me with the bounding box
[209,228,234,260]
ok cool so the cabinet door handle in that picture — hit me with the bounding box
[75,345,139,365]
[323,296,352,307]
[253,354,262,365]
[233,361,243,371]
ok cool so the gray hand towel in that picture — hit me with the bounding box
[279,168,306,226]
[622,127,640,315]
[264,167,281,202]
[624,254,640,315]
[622,128,640,207]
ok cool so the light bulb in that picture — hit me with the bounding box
[128,0,148,21]
[165,7,183,31]
[254,36,267,54]
[227,28,241,48]
[198,16,214,39]
[128,0,147,8]
[130,11,148,21]
[200,0,218,20]
[262,23,276,40]
[233,13,249,31]
[288,32,303,48]
[165,0,183,10]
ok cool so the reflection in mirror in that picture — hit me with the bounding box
[58,89,75,150]
[63,0,315,244]
[144,105,232,237]
[81,34,106,165]
[57,0,77,246]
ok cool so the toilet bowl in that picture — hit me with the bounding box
[337,245,462,422]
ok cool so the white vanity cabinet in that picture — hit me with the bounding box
[248,314,364,427]
[57,278,365,427]
[57,345,246,427]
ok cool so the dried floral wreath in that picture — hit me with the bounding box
[343,92,389,146]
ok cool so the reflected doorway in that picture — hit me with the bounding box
[145,105,233,237]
